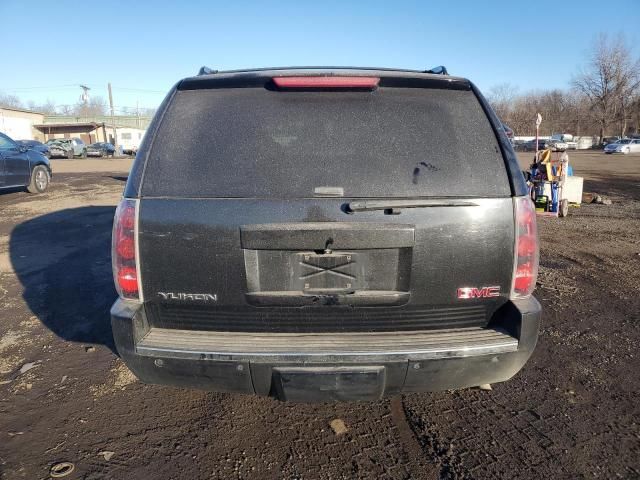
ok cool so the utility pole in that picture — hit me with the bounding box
[108,82,116,147]
[535,113,542,156]
[79,85,91,104]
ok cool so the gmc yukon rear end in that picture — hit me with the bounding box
[110,67,541,402]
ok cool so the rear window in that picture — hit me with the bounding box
[142,87,510,198]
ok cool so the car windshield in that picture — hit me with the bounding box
[618,139,631,144]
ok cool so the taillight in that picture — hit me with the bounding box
[511,197,539,298]
[112,199,140,300]
[272,76,380,89]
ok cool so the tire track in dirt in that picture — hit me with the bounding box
[390,395,440,480]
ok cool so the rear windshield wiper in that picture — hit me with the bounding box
[345,199,478,214]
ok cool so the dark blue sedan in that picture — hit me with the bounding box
[87,142,116,157]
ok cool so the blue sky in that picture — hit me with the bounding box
[2,0,639,112]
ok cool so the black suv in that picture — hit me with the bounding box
[111,67,541,402]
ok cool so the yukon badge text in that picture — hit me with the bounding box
[158,292,218,302]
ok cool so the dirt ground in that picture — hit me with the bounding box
[0,152,639,479]
[46,158,134,174]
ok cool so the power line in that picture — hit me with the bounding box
[1,84,79,91]
[2,85,165,94]
[111,86,166,94]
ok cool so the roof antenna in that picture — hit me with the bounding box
[424,66,449,75]
[198,66,218,76]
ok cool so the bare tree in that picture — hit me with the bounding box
[632,94,640,134]
[26,99,57,115]
[487,83,519,122]
[486,86,602,137]
[58,104,75,115]
[73,96,108,117]
[615,53,640,136]
[39,100,58,115]
[139,107,157,117]
[1,93,62,115]
[572,34,640,140]
[0,92,24,109]
[562,91,591,136]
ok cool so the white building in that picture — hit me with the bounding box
[115,127,146,153]
[0,107,45,140]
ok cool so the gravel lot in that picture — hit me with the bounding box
[0,152,639,479]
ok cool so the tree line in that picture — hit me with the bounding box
[488,34,640,139]
[0,93,156,118]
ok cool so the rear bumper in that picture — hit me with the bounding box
[111,297,541,402]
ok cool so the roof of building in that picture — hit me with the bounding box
[44,115,151,129]
[0,105,45,115]
[33,122,103,134]
[33,122,146,133]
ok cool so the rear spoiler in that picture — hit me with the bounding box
[198,65,451,77]
[179,68,470,91]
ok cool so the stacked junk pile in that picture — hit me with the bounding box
[525,148,584,218]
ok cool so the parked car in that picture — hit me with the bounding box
[546,139,568,152]
[87,142,116,157]
[46,139,72,158]
[604,138,640,154]
[520,139,546,151]
[18,139,50,158]
[602,136,621,146]
[0,132,52,193]
[551,133,577,150]
[46,138,87,158]
[512,139,526,149]
[110,67,541,402]
[520,139,566,152]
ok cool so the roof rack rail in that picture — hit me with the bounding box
[198,66,218,76]
[424,65,449,75]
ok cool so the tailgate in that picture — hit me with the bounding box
[136,77,515,333]
[138,197,514,332]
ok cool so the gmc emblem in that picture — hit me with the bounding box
[457,286,500,299]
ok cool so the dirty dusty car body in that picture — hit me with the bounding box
[110,67,541,402]
[46,140,73,159]
[46,138,87,158]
